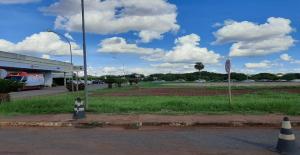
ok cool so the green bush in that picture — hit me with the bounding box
[115,78,127,87]
[66,83,85,91]
[0,79,24,93]
[104,77,116,88]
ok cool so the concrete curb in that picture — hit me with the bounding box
[1,120,300,128]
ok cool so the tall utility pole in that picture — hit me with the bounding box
[81,0,88,109]
[47,29,74,92]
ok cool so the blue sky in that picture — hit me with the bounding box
[0,0,299,75]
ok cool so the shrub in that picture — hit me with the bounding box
[115,78,127,87]
[66,82,85,91]
[104,77,115,89]
[0,79,24,93]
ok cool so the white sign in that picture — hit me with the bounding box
[225,59,231,73]
[0,69,7,79]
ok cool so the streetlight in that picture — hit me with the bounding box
[112,56,126,78]
[81,0,89,109]
[47,29,74,92]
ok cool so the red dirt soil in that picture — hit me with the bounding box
[92,88,300,97]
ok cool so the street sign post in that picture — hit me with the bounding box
[81,0,88,109]
[225,59,232,105]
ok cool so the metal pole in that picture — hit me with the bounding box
[47,29,74,92]
[76,71,79,91]
[81,0,88,109]
[68,42,74,92]
[228,71,232,105]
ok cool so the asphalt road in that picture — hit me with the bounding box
[9,84,107,100]
[0,127,299,155]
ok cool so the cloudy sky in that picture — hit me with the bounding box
[0,0,299,76]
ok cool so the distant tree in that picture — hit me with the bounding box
[115,78,127,88]
[104,76,116,89]
[128,73,141,85]
[230,72,247,81]
[250,73,279,81]
[281,73,300,81]
[194,62,205,79]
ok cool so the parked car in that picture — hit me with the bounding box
[195,79,206,83]
[92,80,104,84]
[291,79,300,82]
[152,80,166,83]
[241,80,255,83]
[175,79,186,82]
[257,79,273,82]
[276,80,288,82]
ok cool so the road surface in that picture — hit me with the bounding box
[0,127,299,155]
[9,84,107,100]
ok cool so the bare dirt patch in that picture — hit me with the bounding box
[94,88,254,96]
[92,87,300,97]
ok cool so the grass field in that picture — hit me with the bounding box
[1,82,300,115]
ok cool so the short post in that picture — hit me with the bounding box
[225,59,232,105]
[64,72,67,87]
[73,97,85,119]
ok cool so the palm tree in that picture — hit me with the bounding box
[194,62,204,79]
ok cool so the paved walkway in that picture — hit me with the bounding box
[1,114,300,128]
[9,84,107,100]
[9,86,68,100]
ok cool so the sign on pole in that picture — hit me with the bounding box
[0,69,8,79]
[225,59,232,105]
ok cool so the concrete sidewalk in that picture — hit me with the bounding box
[1,114,300,128]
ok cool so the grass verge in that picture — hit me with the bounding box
[0,88,299,115]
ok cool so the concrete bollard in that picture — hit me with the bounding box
[276,117,297,153]
[73,97,85,119]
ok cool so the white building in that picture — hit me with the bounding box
[0,51,74,87]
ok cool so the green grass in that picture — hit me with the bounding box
[1,88,300,115]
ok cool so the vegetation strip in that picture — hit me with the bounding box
[1,120,300,128]
[1,83,300,115]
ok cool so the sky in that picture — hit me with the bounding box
[0,0,299,76]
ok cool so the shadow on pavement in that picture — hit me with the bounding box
[224,136,278,154]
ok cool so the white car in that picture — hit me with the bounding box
[241,80,255,83]
[195,79,206,83]
[291,79,300,82]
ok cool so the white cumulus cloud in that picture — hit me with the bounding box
[214,17,295,57]
[244,60,275,69]
[98,34,221,64]
[64,33,74,41]
[82,64,197,76]
[280,53,292,61]
[279,53,300,64]
[98,37,164,56]
[41,0,179,43]
[0,0,40,4]
[163,34,221,64]
[0,32,82,56]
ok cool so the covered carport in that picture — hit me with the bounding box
[0,51,73,87]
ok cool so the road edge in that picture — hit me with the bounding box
[1,120,300,128]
